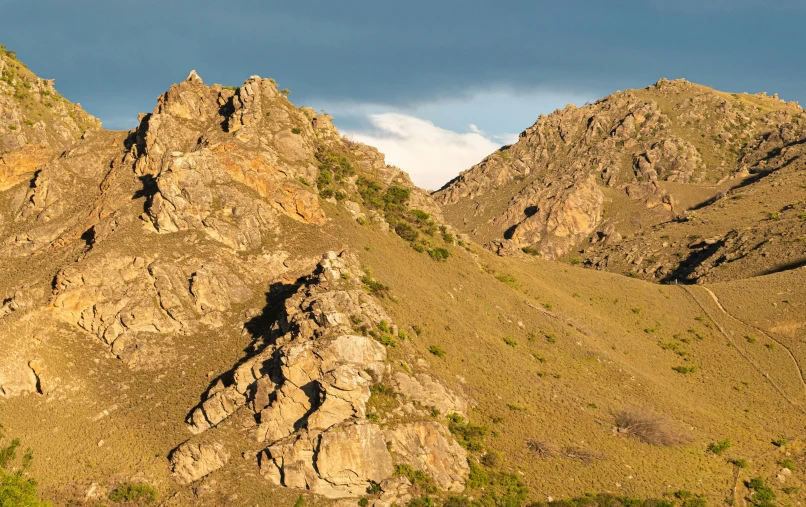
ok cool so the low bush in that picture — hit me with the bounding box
[707,439,731,455]
[428,345,446,358]
[447,414,487,452]
[745,477,776,507]
[109,483,157,503]
[427,247,450,262]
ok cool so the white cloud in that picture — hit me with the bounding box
[346,113,514,190]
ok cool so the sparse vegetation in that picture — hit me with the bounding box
[447,414,487,452]
[361,272,390,297]
[707,439,731,455]
[495,274,517,287]
[745,477,776,507]
[428,345,446,358]
[109,483,157,503]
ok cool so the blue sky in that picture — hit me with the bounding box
[1,0,803,188]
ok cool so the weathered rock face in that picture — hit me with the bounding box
[491,175,605,259]
[385,422,469,492]
[0,47,100,156]
[181,251,469,498]
[262,422,394,499]
[435,78,804,261]
[581,119,806,282]
[49,253,257,365]
[170,442,230,485]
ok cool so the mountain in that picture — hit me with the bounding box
[435,78,805,283]
[1,47,805,507]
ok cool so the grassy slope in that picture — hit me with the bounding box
[2,197,804,505]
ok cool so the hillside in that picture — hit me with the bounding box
[1,50,805,507]
[435,79,805,284]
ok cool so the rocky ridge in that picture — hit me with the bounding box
[0,45,100,191]
[173,251,469,499]
[436,79,804,268]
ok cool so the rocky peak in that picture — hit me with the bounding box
[0,45,101,190]
[436,78,804,260]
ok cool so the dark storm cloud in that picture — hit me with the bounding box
[0,0,803,129]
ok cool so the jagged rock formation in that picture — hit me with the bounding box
[0,45,100,191]
[580,119,806,282]
[436,78,804,267]
[184,251,469,499]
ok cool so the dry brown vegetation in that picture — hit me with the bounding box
[614,408,691,446]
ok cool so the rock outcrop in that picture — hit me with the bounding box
[182,251,468,498]
[435,78,804,262]
[170,442,230,485]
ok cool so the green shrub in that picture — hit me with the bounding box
[293,494,305,507]
[24,119,33,126]
[672,365,698,374]
[780,458,795,470]
[745,477,776,506]
[280,88,291,95]
[319,188,334,199]
[495,274,517,287]
[772,437,787,447]
[0,426,49,507]
[109,483,157,503]
[427,247,450,262]
[7,125,16,131]
[299,177,311,186]
[707,439,731,455]
[411,242,425,253]
[317,169,333,187]
[291,127,302,134]
[522,246,540,255]
[503,336,517,347]
[731,458,748,468]
[395,221,419,242]
[428,345,446,358]
[361,274,390,297]
[569,257,581,265]
[377,334,397,347]
[447,414,487,452]
[398,330,410,340]
[335,190,347,201]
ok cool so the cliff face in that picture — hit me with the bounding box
[435,78,805,278]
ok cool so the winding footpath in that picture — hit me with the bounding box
[681,285,806,413]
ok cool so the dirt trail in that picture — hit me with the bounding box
[700,285,806,396]
[681,285,806,414]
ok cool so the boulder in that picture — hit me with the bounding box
[171,441,230,485]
